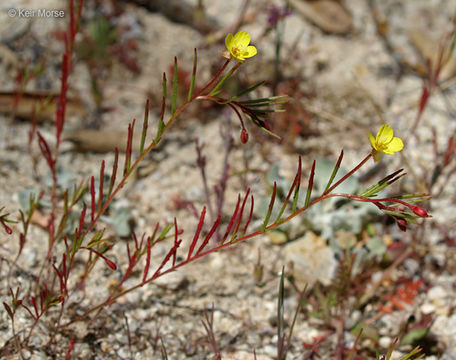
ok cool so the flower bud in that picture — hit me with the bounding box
[397,218,408,232]
[240,128,249,144]
[411,205,429,218]
[0,218,12,234]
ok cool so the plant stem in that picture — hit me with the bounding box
[60,153,375,326]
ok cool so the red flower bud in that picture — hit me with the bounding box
[411,205,429,218]
[0,218,12,234]
[240,128,249,144]
[105,259,117,270]
[397,218,408,232]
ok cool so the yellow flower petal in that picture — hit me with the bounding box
[369,124,404,161]
[224,31,257,62]
[233,31,251,47]
[368,133,377,150]
[243,45,257,58]
[376,124,393,144]
[225,33,234,50]
[384,137,404,154]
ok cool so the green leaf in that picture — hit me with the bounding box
[323,150,343,194]
[140,100,150,154]
[158,223,173,240]
[351,322,379,342]
[187,48,197,101]
[171,57,178,114]
[87,229,107,248]
[18,189,42,212]
[400,328,428,346]
[221,81,265,104]
[209,63,240,97]
[238,95,288,105]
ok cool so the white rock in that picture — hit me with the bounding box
[420,303,435,315]
[428,286,449,316]
[284,231,337,287]
[431,314,456,359]
[379,336,391,349]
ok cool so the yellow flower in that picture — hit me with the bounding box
[369,124,404,162]
[224,31,257,62]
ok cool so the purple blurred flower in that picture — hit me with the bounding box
[267,5,291,27]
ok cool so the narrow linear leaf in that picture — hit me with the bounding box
[37,131,54,172]
[250,108,286,114]
[61,253,68,292]
[238,95,288,105]
[152,237,182,279]
[132,231,139,249]
[187,48,197,101]
[63,190,69,216]
[276,159,302,222]
[108,147,119,197]
[196,214,221,255]
[156,73,167,142]
[97,160,105,214]
[246,114,281,139]
[362,172,407,198]
[392,193,430,200]
[142,236,152,284]
[245,100,288,108]
[172,218,179,267]
[123,120,135,176]
[262,182,277,232]
[84,247,116,270]
[222,81,266,104]
[292,156,302,212]
[359,168,405,197]
[386,338,399,360]
[187,206,206,260]
[90,176,95,222]
[232,188,251,241]
[346,328,363,360]
[86,229,105,248]
[149,222,160,245]
[277,266,285,358]
[171,57,178,115]
[3,302,13,319]
[242,195,254,236]
[63,236,70,259]
[323,150,344,194]
[222,194,241,243]
[209,62,240,96]
[140,99,149,154]
[72,180,87,206]
[77,203,87,240]
[305,160,316,208]
[52,264,65,294]
[158,223,173,241]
